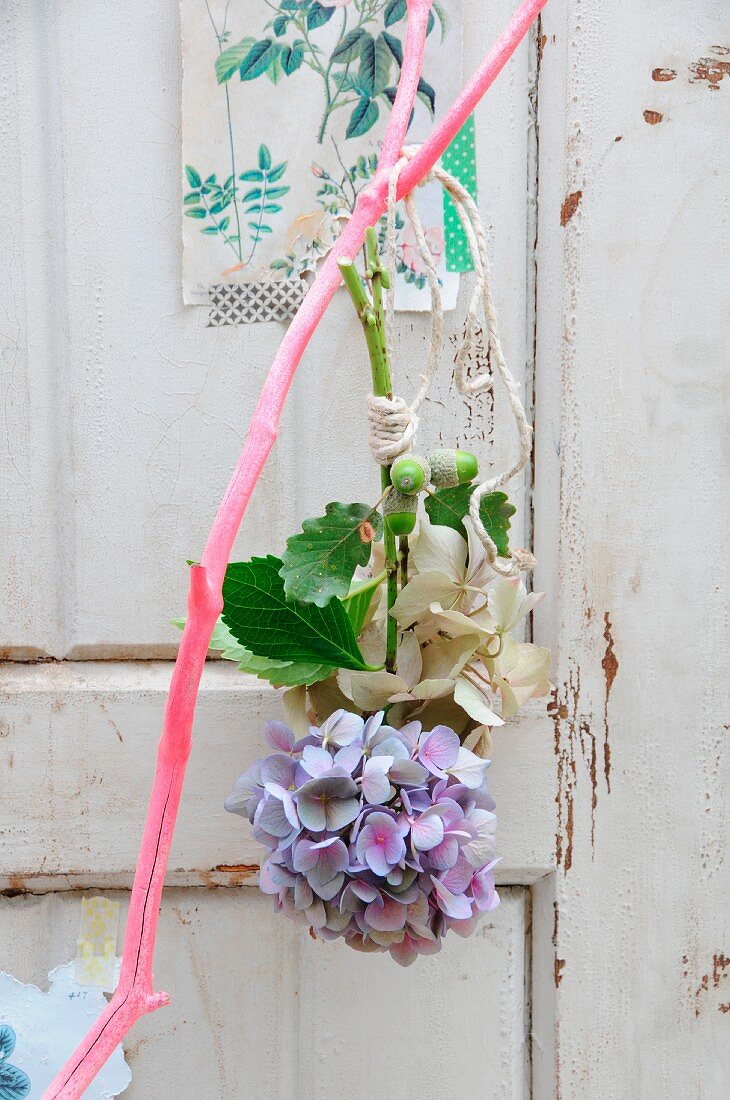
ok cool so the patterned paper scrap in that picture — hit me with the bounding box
[74,896,120,993]
[181,0,465,315]
[442,112,478,272]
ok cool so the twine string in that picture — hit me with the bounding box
[366,146,534,576]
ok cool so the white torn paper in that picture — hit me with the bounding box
[0,962,130,1098]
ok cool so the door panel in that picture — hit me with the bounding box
[0,888,529,1099]
[0,0,534,657]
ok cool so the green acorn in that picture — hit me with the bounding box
[383,488,418,536]
[429,448,479,488]
[390,454,431,495]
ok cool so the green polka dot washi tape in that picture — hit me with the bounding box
[442,113,478,273]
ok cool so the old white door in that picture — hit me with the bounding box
[1,0,727,1096]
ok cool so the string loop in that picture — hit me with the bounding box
[367,146,534,576]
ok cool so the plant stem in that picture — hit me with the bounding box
[338,228,398,673]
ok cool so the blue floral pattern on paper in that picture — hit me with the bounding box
[0,1026,30,1100]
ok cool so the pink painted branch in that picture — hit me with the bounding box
[45,1,547,1094]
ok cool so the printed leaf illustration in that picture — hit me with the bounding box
[331,29,367,64]
[381,31,403,67]
[347,97,380,139]
[222,556,380,671]
[0,1062,31,1100]
[384,0,407,26]
[0,1028,16,1060]
[306,2,335,31]
[417,76,436,114]
[240,39,279,81]
[280,502,383,605]
[0,1028,30,1100]
[425,485,516,557]
[215,37,255,83]
[184,147,288,266]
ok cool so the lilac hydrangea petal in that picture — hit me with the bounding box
[389,759,430,785]
[312,871,345,901]
[294,875,314,910]
[472,859,500,912]
[396,720,422,753]
[430,875,474,920]
[307,898,327,929]
[225,763,263,819]
[440,854,474,895]
[428,834,461,870]
[356,812,407,875]
[324,796,360,832]
[418,725,460,774]
[365,894,408,932]
[256,794,295,838]
[362,711,385,746]
[258,860,281,895]
[361,756,393,804]
[371,735,409,762]
[263,783,300,829]
[292,838,348,889]
[448,913,481,939]
[296,774,359,801]
[300,745,335,778]
[411,809,445,852]
[368,928,405,947]
[319,709,365,747]
[264,720,296,753]
[261,753,299,789]
[350,880,381,904]
[405,786,432,812]
[296,795,327,832]
[389,938,417,966]
[382,881,419,906]
[334,743,363,774]
[324,903,352,932]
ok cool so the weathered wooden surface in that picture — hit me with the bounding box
[0,663,553,890]
[0,888,529,1098]
[533,0,729,1095]
[0,0,532,659]
[0,0,728,1096]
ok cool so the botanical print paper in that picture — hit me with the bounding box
[0,963,130,1097]
[181,0,466,313]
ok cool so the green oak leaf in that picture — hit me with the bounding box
[222,556,380,671]
[172,617,329,688]
[424,485,516,557]
[280,502,383,606]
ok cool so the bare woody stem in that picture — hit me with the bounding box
[339,228,398,673]
[46,3,548,1095]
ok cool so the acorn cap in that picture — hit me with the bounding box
[383,488,418,516]
[428,448,460,488]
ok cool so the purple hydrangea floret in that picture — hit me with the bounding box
[226,710,500,966]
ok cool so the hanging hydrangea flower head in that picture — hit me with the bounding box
[226,710,499,966]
